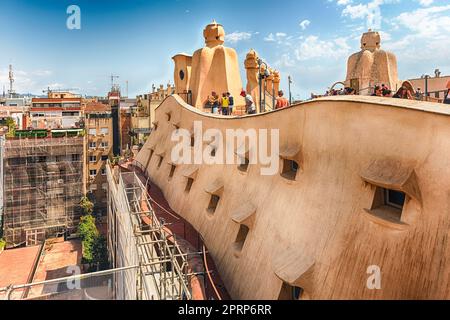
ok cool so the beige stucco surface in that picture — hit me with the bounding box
[136,94,450,299]
[172,22,245,110]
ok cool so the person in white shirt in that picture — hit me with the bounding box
[240,90,256,114]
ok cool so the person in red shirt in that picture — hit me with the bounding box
[275,90,289,109]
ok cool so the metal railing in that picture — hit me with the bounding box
[0,266,138,300]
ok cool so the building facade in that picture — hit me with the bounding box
[408,73,450,100]
[85,102,113,215]
[132,85,174,146]
[30,97,83,130]
[2,132,85,247]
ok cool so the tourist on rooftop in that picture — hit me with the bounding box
[207,92,219,114]
[371,86,382,97]
[227,92,234,115]
[381,84,391,97]
[382,89,392,97]
[221,93,230,115]
[415,88,424,101]
[240,90,256,115]
[393,86,413,100]
[275,90,289,109]
[344,87,356,95]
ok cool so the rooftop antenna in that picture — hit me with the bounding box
[8,64,15,98]
[2,85,5,98]
[126,80,129,98]
[110,74,120,91]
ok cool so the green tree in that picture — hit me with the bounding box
[5,117,16,138]
[109,155,121,166]
[78,215,99,264]
[0,238,6,251]
[93,235,109,270]
[80,196,94,216]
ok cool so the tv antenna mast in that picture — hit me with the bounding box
[8,64,15,98]
[110,74,120,91]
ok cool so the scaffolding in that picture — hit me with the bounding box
[0,135,4,236]
[2,136,84,247]
[107,167,195,300]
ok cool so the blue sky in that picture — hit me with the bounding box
[1,0,449,99]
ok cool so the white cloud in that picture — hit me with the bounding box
[0,68,54,94]
[264,32,290,44]
[264,33,276,42]
[31,70,52,77]
[395,4,450,37]
[294,35,351,61]
[381,4,450,78]
[225,31,253,44]
[337,0,352,5]
[299,20,311,30]
[46,83,65,90]
[341,0,400,30]
[418,0,433,6]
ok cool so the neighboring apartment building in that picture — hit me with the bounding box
[149,84,174,127]
[0,106,28,130]
[85,102,113,215]
[0,98,30,130]
[2,130,85,247]
[131,95,151,147]
[408,70,450,100]
[108,90,121,156]
[131,84,174,146]
[119,97,136,153]
[30,96,83,130]
[0,135,4,236]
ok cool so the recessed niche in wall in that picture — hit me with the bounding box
[233,224,249,253]
[185,177,194,193]
[145,149,155,170]
[278,283,305,300]
[166,113,171,122]
[190,135,195,147]
[360,159,423,230]
[207,194,220,215]
[157,156,164,169]
[369,187,406,223]
[281,159,299,181]
[169,164,176,179]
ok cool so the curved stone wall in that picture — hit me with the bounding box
[136,94,450,299]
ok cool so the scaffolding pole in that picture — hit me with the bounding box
[2,136,84,247]
[107,168,194,300]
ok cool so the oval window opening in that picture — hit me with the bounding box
[179,70,185,81]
